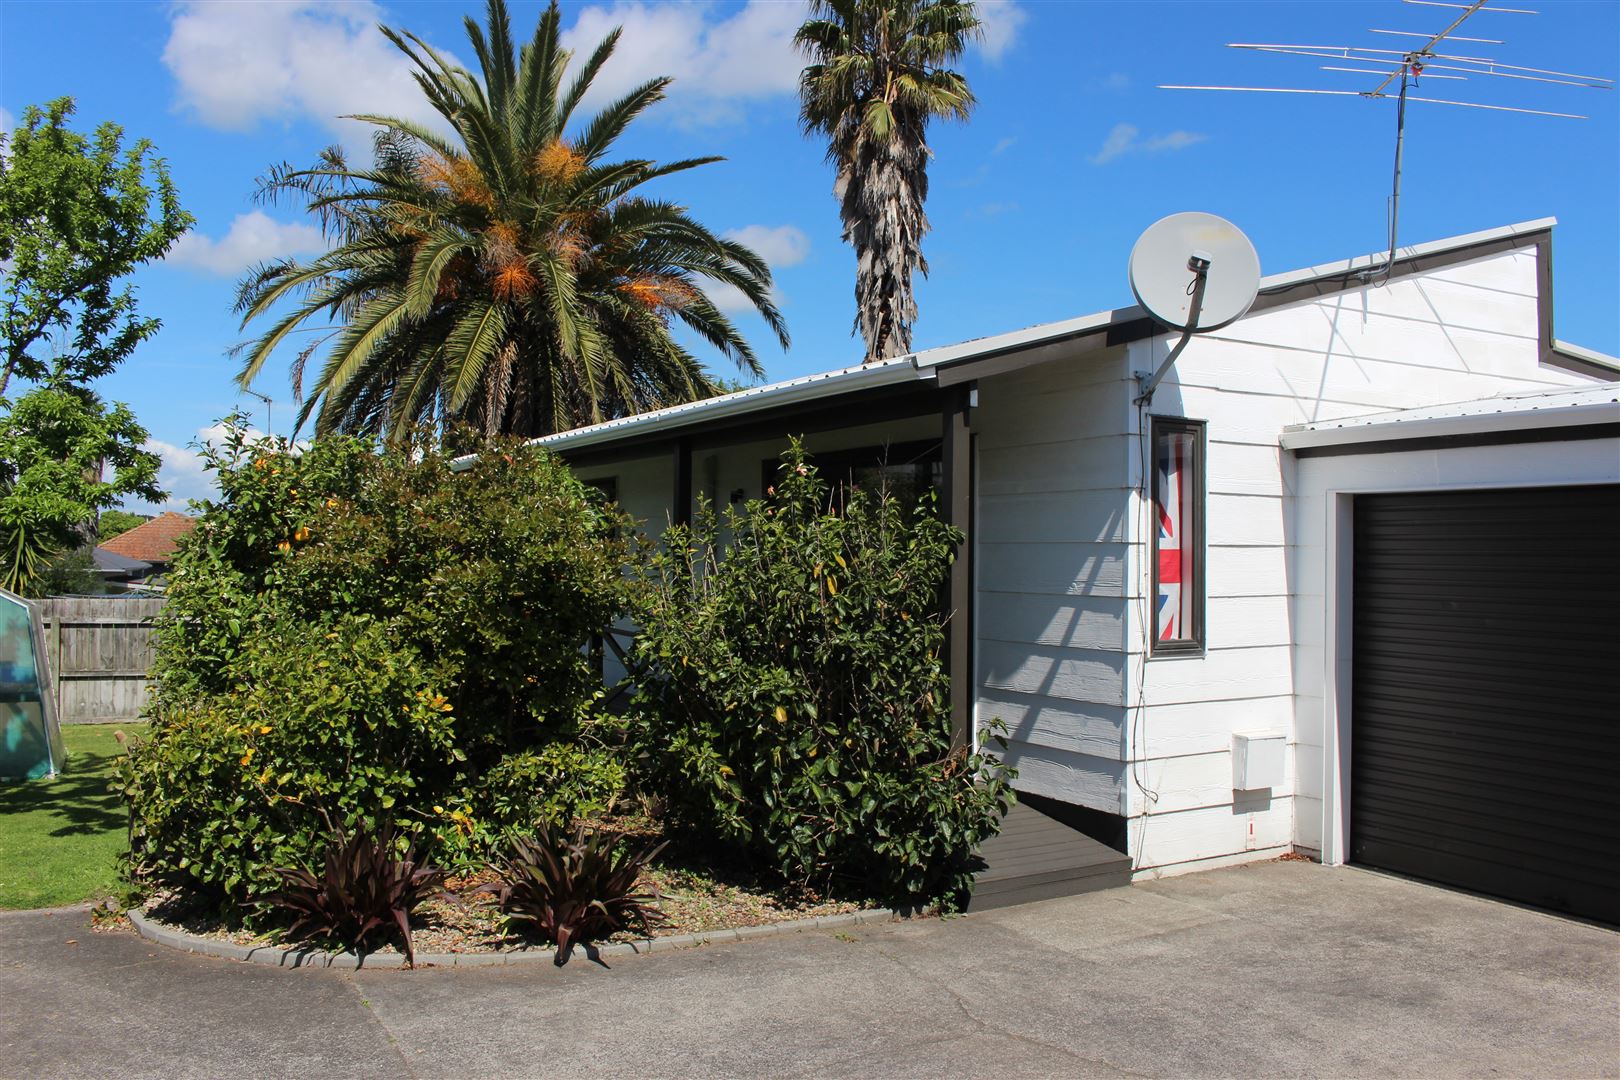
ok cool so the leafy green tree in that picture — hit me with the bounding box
[1,98,191,394]
[0,386,163,592]
[31,549,111,598]
[237,0,788,443]
[796,0,979,363]
[97,508,150,542]
[0,99,184,591]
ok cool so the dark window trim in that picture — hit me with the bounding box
[1149,416,1206,657]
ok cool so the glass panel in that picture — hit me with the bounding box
[848,460,941,515]
[1153,426,1200,646]
[0,591,64,780]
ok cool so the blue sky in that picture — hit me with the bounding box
[3,0,1616,510]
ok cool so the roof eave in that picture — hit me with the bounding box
[1280,399,1620,451]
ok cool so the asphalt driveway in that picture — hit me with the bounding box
[2,859,1615,1079]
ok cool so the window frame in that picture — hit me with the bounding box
[1148,416,1207,657]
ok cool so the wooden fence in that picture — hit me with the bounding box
[38,597,166,724]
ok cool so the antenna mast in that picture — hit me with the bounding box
[1162,0,1613,282]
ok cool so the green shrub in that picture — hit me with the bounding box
[629,442,1013,910]
[121,421,634,913]
[476,744,627,834]
[120,614,460,906]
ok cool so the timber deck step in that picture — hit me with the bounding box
[968,801,1132,910]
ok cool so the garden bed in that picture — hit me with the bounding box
[129,813,876,962]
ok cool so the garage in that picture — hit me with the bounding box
[1350,484,1620,924]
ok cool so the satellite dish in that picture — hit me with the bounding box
[1128,211,1260,332]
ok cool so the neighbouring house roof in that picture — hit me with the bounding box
[90,547,153,579]
[100,511,197,565]
[450,216,1615,466]
[1280,381,1620,453]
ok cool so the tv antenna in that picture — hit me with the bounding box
[1162,0,1613,283]
[1130,212,1261,405]
[243,388,273,438]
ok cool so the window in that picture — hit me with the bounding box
[760,440,942,517]
[1151,418,1204,653]
[582,476,618,506]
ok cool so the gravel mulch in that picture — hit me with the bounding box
[129,814,870,959]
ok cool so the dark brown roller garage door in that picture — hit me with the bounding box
[1351,484,1620,924]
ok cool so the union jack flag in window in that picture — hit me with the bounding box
[1153,422,1201,647]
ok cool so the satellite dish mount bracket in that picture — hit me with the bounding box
[1133,260,1210,406]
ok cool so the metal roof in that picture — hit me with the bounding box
[1280,381,1620,451]
[522,354,926,455]
[447,216,1593,465]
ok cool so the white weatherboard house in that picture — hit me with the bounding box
[536,218,1620,922]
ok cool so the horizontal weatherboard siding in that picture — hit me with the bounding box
[973,350,1134,815]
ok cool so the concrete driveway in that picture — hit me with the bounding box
[2,860,1615,1079]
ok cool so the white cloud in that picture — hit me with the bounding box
[142,436,213,512]
[166,211,326,276]
[974,0,1027,63]
[142,421,290,512]
[701,224,808,317]
[1089,123,1208,165]
[704,281,757,316]
[725,225,810,269]
[560,1,804,126]
[0,107,14,135]
[558,0,1017,124]
[162,0,454,148]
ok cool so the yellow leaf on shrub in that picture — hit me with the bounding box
[774,706,787,724]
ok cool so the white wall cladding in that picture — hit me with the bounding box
[563,237,1605,880]
[972,349,1135,812]
[1116,242,1595,875]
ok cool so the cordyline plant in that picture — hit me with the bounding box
[481,823,669,966]
[263,822,448,967]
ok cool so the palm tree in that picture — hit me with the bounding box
[236,0,789,441]
[796,0,979,364]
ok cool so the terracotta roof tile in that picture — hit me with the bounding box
[100,511,198,564]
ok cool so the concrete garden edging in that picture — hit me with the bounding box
[127,906,897,970]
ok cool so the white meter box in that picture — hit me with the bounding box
[1232,732,1286,791]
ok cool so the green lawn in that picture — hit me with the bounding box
[0,722,145,909]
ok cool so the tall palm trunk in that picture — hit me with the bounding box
[837,116,929,362]
[796,0,979,367]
